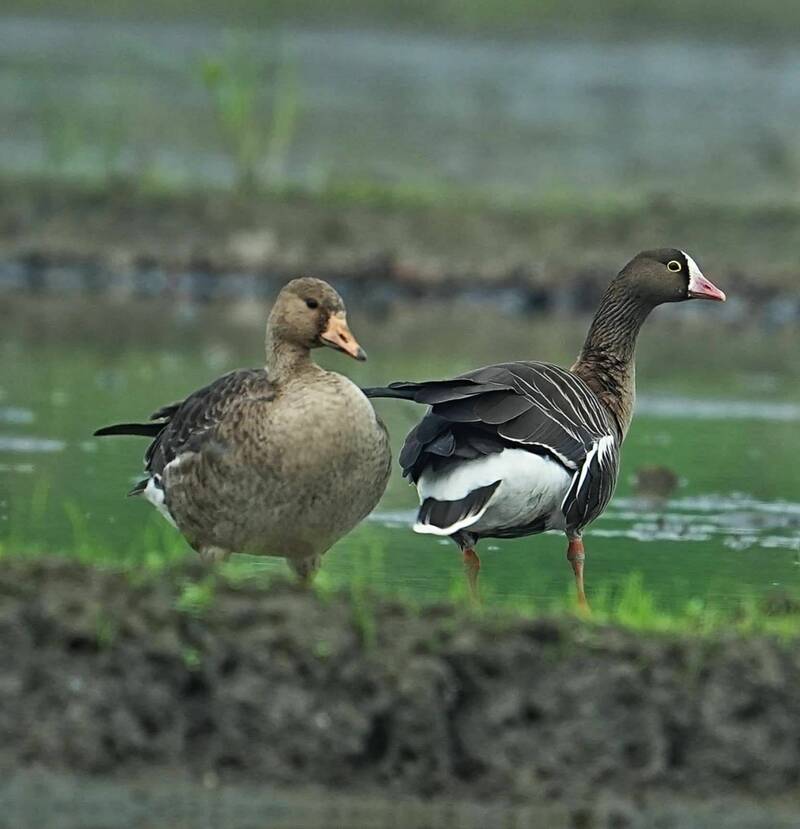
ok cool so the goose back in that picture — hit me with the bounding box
[365,360,620,536]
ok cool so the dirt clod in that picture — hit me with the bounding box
[2,558,800,815]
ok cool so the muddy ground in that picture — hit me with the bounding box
[1,180,798,316]
[1,558,800,827]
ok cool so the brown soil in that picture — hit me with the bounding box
[2,558,800,827]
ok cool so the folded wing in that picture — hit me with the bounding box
[94,368,273,492]
[364,361,620,533]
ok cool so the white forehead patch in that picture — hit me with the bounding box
[680,250,704,282]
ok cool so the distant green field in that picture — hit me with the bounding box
[5,0,800,38]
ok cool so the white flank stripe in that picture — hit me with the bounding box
[574,442,598,501]
[413,500,493,536]
[143,475,177,527]
[597,434,615,464]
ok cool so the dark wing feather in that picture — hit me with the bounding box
[466,430,506,455]
[398,413,450,471]
[149,401,183,421]
[432,397,485,423]
[94,422,164,438]
[426,431,456,458]
[143,368,272,477]
[364,379,510,404]
[473,392,533,424]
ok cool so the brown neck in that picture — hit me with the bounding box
[265,330,314,383]
[571,282,653,439]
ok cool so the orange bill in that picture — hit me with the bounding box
[320,313,367,361]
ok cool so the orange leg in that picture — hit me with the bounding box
[567,537,590,612]
[463,547,481,603]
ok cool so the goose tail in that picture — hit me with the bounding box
[93,422,164,438]
[360,384,420,401]
[413,481,500,536]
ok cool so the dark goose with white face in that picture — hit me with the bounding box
[364,249,726,608]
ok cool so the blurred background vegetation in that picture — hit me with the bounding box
[4,0,800,206]
[9,0,800,36]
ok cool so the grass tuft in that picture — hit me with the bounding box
[199,30,300,192]
[176,576,216,616]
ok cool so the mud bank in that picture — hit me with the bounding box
[1,180,798,318]
[1,558,800,826]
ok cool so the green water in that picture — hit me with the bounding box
[1,296,799,612]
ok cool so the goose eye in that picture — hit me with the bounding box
[305,298,319,309]
[667,260,682,272]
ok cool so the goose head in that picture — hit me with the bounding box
[268,277,366,361]
[619,248,726,307]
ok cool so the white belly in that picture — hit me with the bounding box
[418,448,572,534]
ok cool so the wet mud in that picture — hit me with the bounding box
[1,559,800,827]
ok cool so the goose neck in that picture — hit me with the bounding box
[571,286,654,438]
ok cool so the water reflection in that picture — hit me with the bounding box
[374,493,800,554]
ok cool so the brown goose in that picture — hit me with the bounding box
[95,278,392,582]
[364,249,726,608]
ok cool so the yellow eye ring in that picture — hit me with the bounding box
[667,260,682,272]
